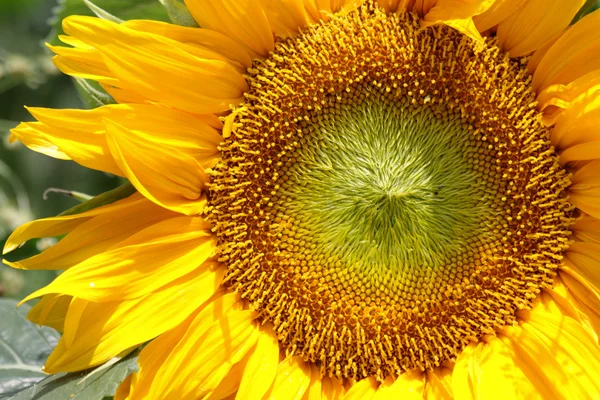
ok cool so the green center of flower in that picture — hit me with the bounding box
[279,98,494,283]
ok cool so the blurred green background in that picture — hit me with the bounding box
[0,0,122,300]
[1,0,600,302]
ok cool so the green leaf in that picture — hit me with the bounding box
[47,0,170,46]
[6,350,139,400]
[0,298,60,397]
[82,0,123,23]
[73,78,116,109]
[58,182,136,217]
[73,79,115,109]
[159,0,198,27]
[571,0,600,24]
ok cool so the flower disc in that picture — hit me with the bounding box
[208,4,574,380]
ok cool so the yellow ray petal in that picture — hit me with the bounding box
[376,0,414,13]
[123,19,252,71]
[373,369,424,399]
[420,0,495,42]
[237,323,280,400]
[452,338,541,399]
[44,264,226,373]
[114,373,133,400]
[61,16,247,114]
[49,42,120,87]
[105,120,209,215]
[561,142,600,165]
[564,241,600,291]
[536,69,600,113]
[320,376,346,399]
[20,217,217,302]
[184,0,274,58]
[304,0,365,22]
[258,0,314,38]
[424,367,453,399]
[549,275,600,342]
[263,356,312,400]
[343,377,378,400]
[10,120,121,176]
[8,195,175,271]
[62,297,88,348]
[147,310,259,399]
[206,323,280,400]
[3,192,143,255]
[8,124,69,160]
[527,35,559,76]
[27,294,71,333]
[473,0,526,33]
[547,84,600,151]
[412,0,436,16]
[532,9,600,93]
[500,309,600,399]
[570,160,600,219]
[128,293,241,400]
[303,364,323,400]
[573,214,600,244]
[496,0,585,57]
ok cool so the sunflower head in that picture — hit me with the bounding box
[4,0,600,399]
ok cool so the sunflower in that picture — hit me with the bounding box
[5,0,600,398]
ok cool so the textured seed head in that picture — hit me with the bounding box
[207,4,574,381]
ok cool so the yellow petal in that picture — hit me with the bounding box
[376,0,414,13]
[304,0,365,21]
[496,0,585,57]
[43,264,226,373]
[561,142,600,165]
[343,377,378,400]
[424,367,453,399]
[8,194,175,270]
[114,373,133,400]
[564,241,600,292]
[452,338,541,399]
[105,121,208,215]
[129,293,242,400]
[373,369,425,399]
[302,364,322,400]
[27,294,71,333]
[264,356,312,400]
[527,35,559,76]
[536,69,600,113]
[258,0,314,38]
[184,0,274,58]
[237,323,280,400]
[549,275,600,342]
[532,9,600,93]
[546,81,600,150]
[148,310,258,399]
[421,0,495,42]
[8,124,69,160]
[500,309,600,399]
[321,376,346,399]
[122,19,252,71]
[49,38,119,87]
[473,0,526,33]
[61,16,247,114]
[21,217,218,302]
[570,160,600,219]
[3,192,143,255]
[573,214,600,244]
[10,117,122,176]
